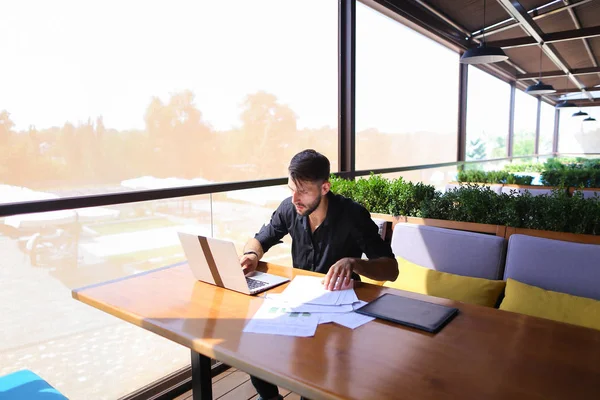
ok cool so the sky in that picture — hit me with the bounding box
[0,0,530,135]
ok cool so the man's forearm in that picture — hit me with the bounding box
[243,238,265,260]
[352,257,399,282]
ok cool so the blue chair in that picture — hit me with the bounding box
[0,370,67,399]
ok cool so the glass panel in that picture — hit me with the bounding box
[539,102,555,155]
[512,90,538,157]
[212,185,293,267]
[558,106,600,154]
[381,166,460,193]
[466,66,511,160]
[0,195,213,399]
[355,3,459,170]
[0,0,338,194]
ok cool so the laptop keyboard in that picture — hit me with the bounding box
[246,277,269,291]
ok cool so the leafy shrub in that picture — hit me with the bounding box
[331,174,600,235]
[503,162,544,173]
[457,170,533,185]
[388,179,435,217]
[330,174,435,215]
[419,184,505,225]
[541,168,600,188]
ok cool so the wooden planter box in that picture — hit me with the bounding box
[504,227,600,245]
[391,215,505,237]
[372,213,600,245]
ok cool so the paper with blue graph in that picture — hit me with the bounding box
[243,276,374,337]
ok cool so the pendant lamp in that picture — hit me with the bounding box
[572,110,589,117]
[583,116,597,122]
[525,46,556,95]
[460,0,509,64]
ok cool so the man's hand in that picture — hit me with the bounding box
[323,257,356,291]
[240,253,259,275]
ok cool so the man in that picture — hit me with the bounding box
[240,149,398,400]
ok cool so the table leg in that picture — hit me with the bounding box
[191,351,212,400]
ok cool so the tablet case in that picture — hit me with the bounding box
[355,293,458,333]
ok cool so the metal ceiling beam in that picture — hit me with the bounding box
[517,66,600,79]
[551,87,599,94]
[472,0,594,40]
[496,0,594,101]
[562,0,600,91]
[569,98,600,106]
[486,25,600,49]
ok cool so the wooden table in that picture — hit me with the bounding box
[72,262,600,400]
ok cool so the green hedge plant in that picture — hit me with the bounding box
[457,170,533,185]
[331,174,600,235]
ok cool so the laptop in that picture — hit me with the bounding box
[177,232,290,295]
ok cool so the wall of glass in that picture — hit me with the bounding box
[558,106,600,153]
[0,0,338,195]
[512,90,538,157]
[538,102,555,154]
[466,66,511,160]
[355,2,459,170]
[0,0,336,398]
[0,182,298,399]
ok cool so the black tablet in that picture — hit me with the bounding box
[355,293,458,333]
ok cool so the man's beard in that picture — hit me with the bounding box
[295,193,322,217]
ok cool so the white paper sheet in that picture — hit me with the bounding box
[277,276,358,305]
[318,301,374,329]
[331,312,374,329]
[243,299,320,337]
[264,294,354,313]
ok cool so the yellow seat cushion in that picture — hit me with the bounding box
[500,278,600,331]
[383,257,505,307]
[359,276,385,286]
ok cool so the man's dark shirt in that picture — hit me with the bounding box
[254,191,395,275]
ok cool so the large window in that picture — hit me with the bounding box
[539,102,555,154]
[466,66,511,160]
[0,0,338,193]
[355,2,459,170]
[0,1,336,398]
[513,90,538,156]
[558,106,600,153]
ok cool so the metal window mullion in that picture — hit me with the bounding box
[553,108,560,154]
[457,61,468,162]
[338,0,356,179]
[508,83,516,158]
[534,98,541,155]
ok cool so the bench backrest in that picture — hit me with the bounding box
[504,234,600,300]
[391,223,506,280]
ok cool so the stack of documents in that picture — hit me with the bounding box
[243,276,375,337]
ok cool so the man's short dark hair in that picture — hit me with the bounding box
[288,149,330,184]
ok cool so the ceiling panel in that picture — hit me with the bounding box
[588,37,600,65]
[504,45,553,74]
[572,0,600,28]
[578,74,600,89]
[535,9,578,33]
[484,24,528,41]
[424,0,513,33]
[551,40,596,69]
